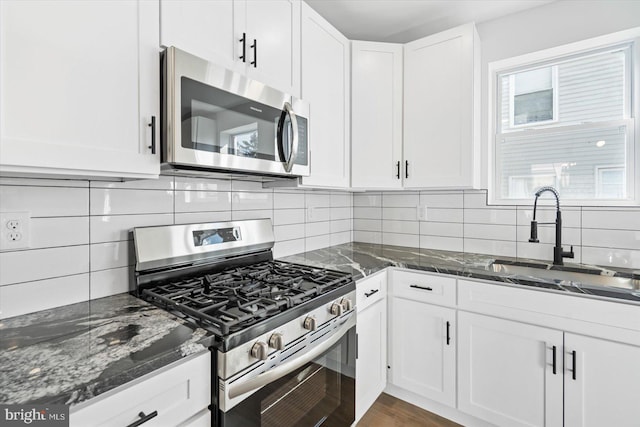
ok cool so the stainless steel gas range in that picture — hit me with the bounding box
[132,219,356,427]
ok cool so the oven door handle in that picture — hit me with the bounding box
[228,316,354,399]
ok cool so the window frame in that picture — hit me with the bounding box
[487,27,640,206]
[508,65,559,129]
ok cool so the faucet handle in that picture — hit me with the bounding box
[563,245,575,259]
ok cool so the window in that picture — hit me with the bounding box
[490,29,639,205]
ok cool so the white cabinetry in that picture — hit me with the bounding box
[458,311,563,427]
[564,333,640,427]
[355,271,387,422]
[160,0,300,97]
[351,41,403,189]
[0,0,159,179]
[70,352,211,427]
[388,270,456,407]
[299,3,350,188]
[403,23,480,189]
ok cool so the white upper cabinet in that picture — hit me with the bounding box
[351,41,403,189]
[403,23,480,189]
[0,0,160,179]
[299,2,350,188]
[160,0,300,97]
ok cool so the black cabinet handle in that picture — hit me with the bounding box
[364,289,379,298]
[571,350,577,380]
[148,116,156,154]
[239,32,246,62]
[396,161,400,179]
[552,345,557,375]
[250,39,257,68]
[410,284,432,291]
[446,321,451,345]
[355,333,359,359]
[126,411,158,427]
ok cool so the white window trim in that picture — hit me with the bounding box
[595,164,626,199]
[487,26,640,207]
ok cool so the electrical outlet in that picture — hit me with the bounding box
[417,205,428,221]
[0,212,30,251]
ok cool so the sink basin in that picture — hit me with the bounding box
[490,260,640,300]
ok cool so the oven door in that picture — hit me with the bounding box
[219,318,356,427]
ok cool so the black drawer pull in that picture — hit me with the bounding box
[148,116,156,154]
[410,284,433,291]
[446,321,451,345]
[127,411,158,427]
[571,350,577,380]
[396,161,400,179]
[239,32,246,62]
[552,345,557,375]
[364,289,379,298]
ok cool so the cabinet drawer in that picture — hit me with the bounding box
[390,269,456,307]
[71,352,211,427]
[356,270,387,312]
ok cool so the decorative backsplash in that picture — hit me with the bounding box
[0,176,352,319]
[354,189,640,271]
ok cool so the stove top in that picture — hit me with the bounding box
[141,260,353,336]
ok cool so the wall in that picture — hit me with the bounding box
[0,176,352,319]
[354,189,640,269]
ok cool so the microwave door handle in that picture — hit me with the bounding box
[228,316,353,399]
[282,102,299,173]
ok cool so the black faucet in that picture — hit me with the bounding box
[529,186,574,266]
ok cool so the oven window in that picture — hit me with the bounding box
[221,327,355,427]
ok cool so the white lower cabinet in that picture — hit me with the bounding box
[355,271,387,422]
[70,352,211,427]
[457,311,563,427]
[389,297,456,407]
[564,333,640,427]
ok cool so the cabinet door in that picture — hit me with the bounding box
[356,298,387,422]
[458,312,563,427]
[565,333,640,427]
[160,0,240,72]
[0,0,159,179]
[389,298,455,407]
[299,3,350,188]
[351,41,403,189]
[243,0,301,97]
[403,23,479,189]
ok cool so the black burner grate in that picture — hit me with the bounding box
[141,260,352,335]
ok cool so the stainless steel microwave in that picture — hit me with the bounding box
[161,47,310,177]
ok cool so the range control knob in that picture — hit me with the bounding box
[340,298,353,311]
[303,316,317,331]
[250,341,269,360]
[269,333,285,350]
[330,302,344,316]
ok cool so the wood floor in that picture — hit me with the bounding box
[357,393,462,427]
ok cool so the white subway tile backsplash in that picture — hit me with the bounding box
[274,224,305,241]
[353,231,382,244]
[464,238,517,258]
[464,223,516,241]
[0,274,89,319]
[0,177,89,188]
[0,185,88,217]
[464,208,516,225]
[273,239,305,259]
[90,241,133,271]
[382,232,419,248]
[232,191,273,211]
[463,192,490,209]
[582,246,640,269]
[516,206,581,228]
[382,220,419,234]
[273,208,305,226]
[174,211,232,224]
[0,245,89,286]
[419,235,463,252]
[516,225,580,245]
[330,207,351,221]
[175,190,231,213]
[419,192,463,208]
[353,193,382,207]
[90,189,173,215]
[354,219,382,232]
[90,267,131,299]
[306,221,331,237]
[424,208,464,223]
[382,207,417,221]
[306,193,331,208]
[382,192,419,207]
[90,214,174,243]
[331,231,351,246]
[231,180,271,192]
[331,219,352,234]
[30,217,89,249]
[307,207,331,222]
[232,209,274,221]
[353,207,382,220]
[175,176,231,192]
[516,242,583,264]
[582,209,640,230]
[90,176,174,190]
[583,229,640,250]
[330,192,351,207]
[305,235,331,252]
[274,192,305,209]
[420,222,463,238]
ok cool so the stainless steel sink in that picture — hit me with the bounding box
[490,260,640,297]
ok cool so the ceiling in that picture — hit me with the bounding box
[305,0,555,43]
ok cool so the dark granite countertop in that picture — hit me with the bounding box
[282,242,640,304]
[0,293,213,407]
